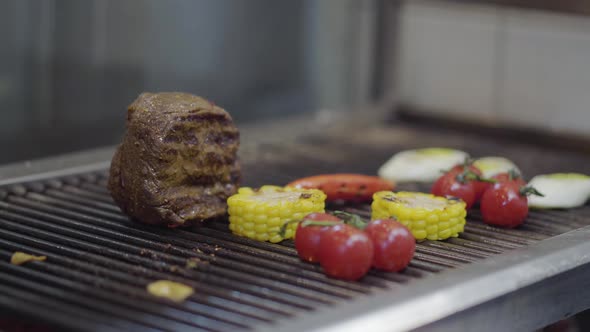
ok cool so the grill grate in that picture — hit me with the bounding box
[2,170,590,331]
[2,128,590,331]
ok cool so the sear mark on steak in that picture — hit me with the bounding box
[108,92,241,226]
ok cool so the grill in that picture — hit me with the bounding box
[1,117,590,332]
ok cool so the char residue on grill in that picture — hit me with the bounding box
[2,124,590,331]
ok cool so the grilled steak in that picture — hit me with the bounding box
[108,92,240,226]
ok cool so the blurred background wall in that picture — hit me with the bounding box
[1,0,590,165]
[0,0,379,164]
[396,0,590,134]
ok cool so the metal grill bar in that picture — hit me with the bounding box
[0,198,377,295]
[0,284,122,332]
[0,246,266,328]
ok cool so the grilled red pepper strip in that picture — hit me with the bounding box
[287,174,395,202]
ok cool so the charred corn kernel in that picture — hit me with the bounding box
[371,192,466,241]
[227,185,327,243]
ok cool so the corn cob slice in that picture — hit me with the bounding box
[227,185,327,243]
[371,191,466,241]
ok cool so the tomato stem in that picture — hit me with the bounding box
[332,211,368,230]
[456,170,496,184]
[300,220,343,227]
[278,218,343,237]
[508,169,521,181]
[476,176,497,184]
[520,186,544,197]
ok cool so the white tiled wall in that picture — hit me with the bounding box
[397,1,590,135]
[397,2,498,119]
[501,10,590,133]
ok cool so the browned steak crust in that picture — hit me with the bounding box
[108,92,240,226]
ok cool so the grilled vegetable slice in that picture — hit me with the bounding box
[147,280,194,302]
[287,174,394,202]
[227,185,327,243]
[10,252,46,265]
[371,192,466,240]
[378,148,469,183]
[527,173,590,209]
[473,157,520,178]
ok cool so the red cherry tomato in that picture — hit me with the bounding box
[287,174,395,203]
[431,171,478,209]
[364,219,415,272]
[492,172,526,186]
[450,164,487,200]
[480,182,528,228]
[294,213,342,263]
[318,224,374,281]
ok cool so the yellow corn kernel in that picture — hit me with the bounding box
[147,280,194,302]
[371,191,467,241]
[11,252,47,265]
[227,186,327,243]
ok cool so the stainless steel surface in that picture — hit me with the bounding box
[0,147,113,186]
[441,0,590,16]
[1,118,590,331]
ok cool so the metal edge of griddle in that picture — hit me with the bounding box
[0,161,111,187]
[261,225,590,332]
[0,112,366,185]
[0,147,115,187]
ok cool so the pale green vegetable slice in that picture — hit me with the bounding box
[473,157,520,178]
[378,148,469,183]
[527,173,590,209]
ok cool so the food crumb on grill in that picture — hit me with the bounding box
[147,280,194,302]
[10,252,47,265]
[185,258,200,269]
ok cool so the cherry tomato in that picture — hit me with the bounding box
[449,164,487,200]
[480,182,528,227]
[287,174,395,203]
[477,172,526,199]
[294,213,342,263]
[318,224,374,281]
[364,219,415,272]
[492,172,526,186]
[431,171,478,209]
